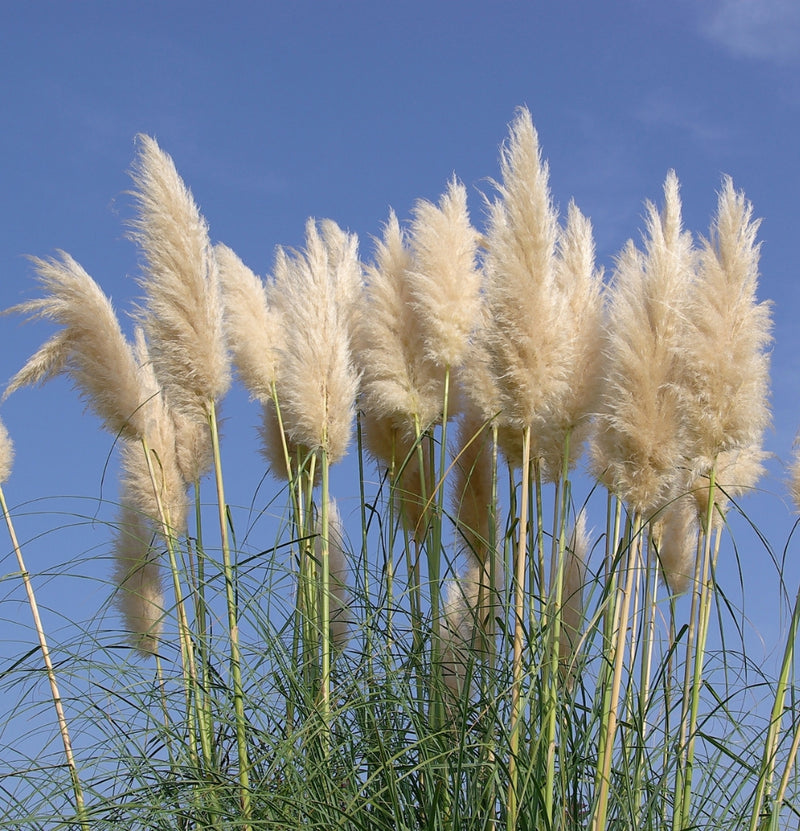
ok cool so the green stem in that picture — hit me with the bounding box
[507,423,531,831]
[208,401,251,828]
[0,485,90,831]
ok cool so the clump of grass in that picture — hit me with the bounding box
[1,112,797,831]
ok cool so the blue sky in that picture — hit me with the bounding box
[1,0,800,713]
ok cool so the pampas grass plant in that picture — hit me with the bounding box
[2,112,797,831]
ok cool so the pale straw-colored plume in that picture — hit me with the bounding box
[355,211,444,435]
[680,177,772,477]
[479,107,570,439]
[651,496,698,596]
[405,178,482,369]
[5,253,147,441]
[441,554,503,697]
[536,202,605,481]
[560,511,588,685]
[442,403,503,695]
[126,330,193,527]
[0,417,13,484]
[314,499,351,649]
[129,134,230,424]
[270,220,361,464]
[112,502,165,656]
[590,172,695,515]
[690,444,768,531]
[217,242,283,404]
[451,402,495,562]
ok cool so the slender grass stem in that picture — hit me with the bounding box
[507,423,531,831]
[1,485,90,831]
[208,401,252,828]
[592,510,643,831]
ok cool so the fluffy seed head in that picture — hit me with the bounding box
[481,107,570,433]
[217,243,283,403]
[354,211,444,433]
[406,178,482,368]
[680,177,772,475]
[113,503,165,656]
[130,134,230,423]
[590,173,695,515]
[271,219,361,464]
[0,418,13,484]
[6,252,147,441]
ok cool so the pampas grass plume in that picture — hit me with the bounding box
[271,220,360,464]
[217,243,283,404]
[406,178,481,369]
[0,418,13,484]
[355,211,443,433]
[480,107,569,433]
[130,134,230,424]
[682,176,772,475]
[6,253,147,441]
[113,504,165,656]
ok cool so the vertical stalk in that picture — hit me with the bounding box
[507,423,531,831]
[207,401,251,828]
[1,486,89,831]
[141,437,200,768]
[750,565,800,830]
[679,463,718,828]
[319,445,332,735]
[591,510,643,831]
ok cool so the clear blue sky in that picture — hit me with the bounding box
[1,1,799,703]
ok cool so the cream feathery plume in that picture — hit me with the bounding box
[112,502,165,656]
[690,444,767,531]
[441,554,503,698]
[790,437,800,513]
[451,402,494,562]
[355,211,443,434]
[129,134,230,424]
[590,172,695,515]
[681,177,772,476]
[121,330,190,534]
[271,220,361,464]
[406,178,482,369]
[217,243,283,404]
[536,202,605,481]
[480,107,569,435]
[651,496,698,596]
[0,417,13,484]
[5,253,147,440]
[560,511,588,686]
[314,499,351,649]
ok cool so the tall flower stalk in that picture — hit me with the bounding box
[0,420,89,829]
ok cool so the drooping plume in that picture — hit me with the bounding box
[112,503,165,656]
[129,134,230,424]
[0,417,13,484]
[590,172,695,515]
[6,253,147,441]
[560,511,588,685]
[314,499,351,649]
[651,497,698,596]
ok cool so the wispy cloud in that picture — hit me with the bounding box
[700,0,800,64]
[636,88,735,150]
